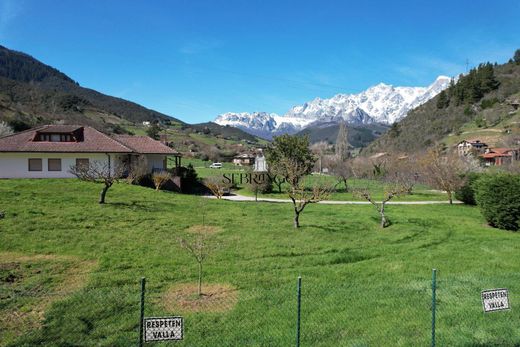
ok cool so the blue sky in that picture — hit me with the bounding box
[1,0,519,123]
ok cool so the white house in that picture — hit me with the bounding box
[457,139,488,156]
[0,125,181,178]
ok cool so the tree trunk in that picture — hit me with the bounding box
[294,210,300,228]
[380,202,387,228]
[198,261,202,297]
[447,190,453,205]
[99,184,110,204]
[343,179,348,192]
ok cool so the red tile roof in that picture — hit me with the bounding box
[0,125,179,155]
[113,135,179,155]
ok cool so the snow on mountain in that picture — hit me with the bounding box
[214,76,451,139]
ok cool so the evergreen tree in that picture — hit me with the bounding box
[436,90,449,109]
[514,49,520,64]
[335,121,350,159]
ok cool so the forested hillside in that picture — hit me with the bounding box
[365,51,520,154]
[0,45,183,130]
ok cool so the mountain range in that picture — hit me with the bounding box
[214,76,451,139]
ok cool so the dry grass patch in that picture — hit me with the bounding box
[0,252,97,345]
[161,283,238,313]
[185,225,222,234]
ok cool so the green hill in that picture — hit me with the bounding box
[365,55,520,154]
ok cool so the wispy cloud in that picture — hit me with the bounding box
[179,39,222,55]
[0,0,23,40]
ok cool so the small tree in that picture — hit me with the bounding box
[69,160,124,204]
[204,176,230,199]
[329,157,352,192]
[146,123,161,140]
[179,232,214,297]
[152,171,171,191]
[353,159,411,228]
[355,183,409,228]
[126,155,148,184]
[419,149,469,204]
[284,158,333,228]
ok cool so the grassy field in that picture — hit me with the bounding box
[1,180,520,346]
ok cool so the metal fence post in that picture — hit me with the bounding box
[296,276,302,347]
[431,269,437,347]
[139,277,146,347]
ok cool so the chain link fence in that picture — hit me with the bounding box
[2,270,519,346]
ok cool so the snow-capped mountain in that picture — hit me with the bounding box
[214,76,451,139]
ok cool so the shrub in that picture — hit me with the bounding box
[455,172,483,205]
[474,174,520,231]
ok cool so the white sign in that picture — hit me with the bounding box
[481,289,510,312]
[144,317,183,342]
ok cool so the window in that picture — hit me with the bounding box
[48,158,62,171]
[76,158,89,168]
[28,158,42,171]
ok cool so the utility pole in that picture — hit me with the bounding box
[465,58,469,73]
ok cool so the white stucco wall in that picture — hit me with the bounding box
[146,154,167,171]
[0,153,119,178]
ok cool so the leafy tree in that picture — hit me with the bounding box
[146,123,161,140]
[266,134,332,228]
[265,134,315,186]
[514,49,520,64]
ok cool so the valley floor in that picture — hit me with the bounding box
[1,179,519,346]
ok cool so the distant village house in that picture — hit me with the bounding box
[457,139,488,156]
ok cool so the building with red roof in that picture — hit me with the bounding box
[0,125,181,178]
[480,147,519,166]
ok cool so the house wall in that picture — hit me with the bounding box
[0,153,122,178]
[146,154,167,171]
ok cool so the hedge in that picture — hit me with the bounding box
[474,173,520,231]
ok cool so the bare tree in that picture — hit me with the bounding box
[310,141,330,173]
[354,182,409,228]
[203,176,230,199]
[284,158,333,228]
[178,228,217,297]
[385,156,418,194]
[0,121,13,138]
[152,171,172,191]
[329,157,352,192]
[69,160,124,204]
[352,157,411,228]
[126,155,148,184]
[419,148,469,204]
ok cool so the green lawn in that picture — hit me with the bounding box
[237,175,449,202]
[1,180,519,346]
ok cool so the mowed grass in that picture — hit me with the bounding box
[1,180,520,346]
[237,175,449,202]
